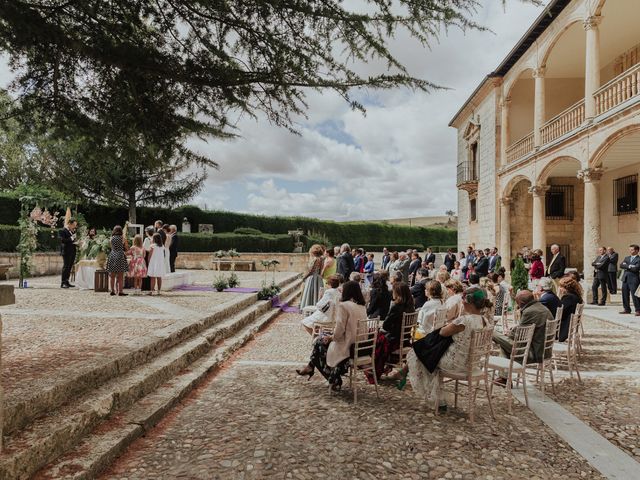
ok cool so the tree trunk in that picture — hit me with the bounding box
[128,192,137,224]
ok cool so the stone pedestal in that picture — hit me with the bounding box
[0,284,15,453]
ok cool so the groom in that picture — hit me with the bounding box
[59,219,78,288]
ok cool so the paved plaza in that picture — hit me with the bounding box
[98,309,639,479]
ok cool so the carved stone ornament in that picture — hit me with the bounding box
[583,15,602,31]
[528,184,550,196]
[577,167,604,183]
[500,196,512,206]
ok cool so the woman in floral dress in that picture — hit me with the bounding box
[127,234,148,295]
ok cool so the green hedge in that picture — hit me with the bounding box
[0,194,456,249]
[0,225,60,252]
[179,233,292,252]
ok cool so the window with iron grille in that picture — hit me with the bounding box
[545,185,574,220]
[614,174,638,216]
[469,198,477,222]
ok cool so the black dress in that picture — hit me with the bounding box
[106,235,129,273]
[559,292,582,342]
[367,287,391,320]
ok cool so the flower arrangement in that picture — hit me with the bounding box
[260,259,280,284]
[257,281,281,300]
[18,205,61,287]
[213,274,229,292]
[227,272,240,289]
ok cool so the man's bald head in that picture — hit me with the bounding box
[515,290,534,308]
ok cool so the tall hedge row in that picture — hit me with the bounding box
[0,194,456,249]
[0,225,60,252]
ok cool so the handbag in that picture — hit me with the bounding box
[412,328,453,373]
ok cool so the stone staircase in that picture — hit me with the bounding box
[0,275,303,480]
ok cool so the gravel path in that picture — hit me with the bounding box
[101,311,605,480]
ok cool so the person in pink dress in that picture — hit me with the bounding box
[127,234,148,295]
[529,249,545,286]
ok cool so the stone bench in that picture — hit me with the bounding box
[212,260,256,272]
[0,263,11,280]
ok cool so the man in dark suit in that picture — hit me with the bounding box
[381,248,391,270]
[408,252,422,286]
[546,244,566,280]
[154,219,167,244]
[591,246,610,306]
[59,219,78,288]
[607,247,619,294]
[488,247,501,273]
[424,248,436,266]
[619,244,640,316]
[474,250,489,277]
[169,225,179,273]
[443,249,456,272]
[410,268,429,309]
[336,243,355,280]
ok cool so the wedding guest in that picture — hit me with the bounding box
[444,279,464,320]
[408,252,422,286]
[87,227,97,240]
[364,253,375,284]
[396,252,411,283]
[381,247,391,270]
[424,248,436,266]
[367,273,392,320]
[147,232,167,295]
[558,276,583,342]
[607,247,618,295]
[407,286,492,408]
[296,281,366,391]
[168,224,179,273]
[154,220,167,244]
[443,249,456,272]
[536,277,561,319]
[321,248,337,286]
[353,248,365,273]
[127,234,148,295]
[620,244,640,315]
[141,226,155,291]
[59,218,78,289]
[387,251,400,278]
[451,261,462,280]
[301,275,341,335]
[162,224,172,274]
[414,281,445,339]
[336,243,355,280]
[410,268,430,309]
[300,244,325,309]
[106,225,129,296]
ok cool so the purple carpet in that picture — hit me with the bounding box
[171,285,258,293]
[224,287,260,293]
[271,295,301,313]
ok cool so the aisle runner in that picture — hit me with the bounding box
[172,285,259,293]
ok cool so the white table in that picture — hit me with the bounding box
[161,271,195,291]
[75,260,98,290]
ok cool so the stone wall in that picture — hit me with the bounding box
[509,180,533,259]
[546,177,584,271]
[0,253,64,279]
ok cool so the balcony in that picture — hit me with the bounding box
[456,162,478,194]
[505,65,640,164]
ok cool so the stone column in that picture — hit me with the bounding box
[500,197,512,271]
[584,16,602,120]
[578,167,604,299]
[529,184,550,253]
[500,96,511,167]
[533,68,546,147]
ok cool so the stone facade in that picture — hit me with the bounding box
[451,0,640,293]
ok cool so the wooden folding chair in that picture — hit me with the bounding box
[349,317,380,404]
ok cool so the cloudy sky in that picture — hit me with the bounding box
[187,0,547,221]
[1,1,547,221]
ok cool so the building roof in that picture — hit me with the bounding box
[448,0,571,127]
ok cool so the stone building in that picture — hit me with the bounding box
[450,0,640,289]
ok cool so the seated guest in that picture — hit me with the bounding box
[536,277,561,319]
[488,272,507,315]
[296,281,366,390]
[367,282,415,382]
[468,273,480,285]
[435,270,450,291]
[444,279,465,321]
[367,273,392,320]
[300,275,341,335]
[410,268,430,309]
[407,286,492,406]
[414,281,445,339]
[493,290,552,385]
[479,277,496,305]
[558,276,583,342]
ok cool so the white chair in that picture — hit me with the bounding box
[488,324,535,413]
[349,317,380,404]
[431,307,448,332]
[386,311,418,371]
[574,303,585,356]
[436,327,496,423]
[553,313,582,382]
[526,312,560,398]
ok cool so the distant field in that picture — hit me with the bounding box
[346,216,457,229]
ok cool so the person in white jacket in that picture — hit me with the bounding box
[301,275,341,334]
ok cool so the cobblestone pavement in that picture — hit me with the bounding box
[547,317,640,463]
[0,271,294,409]
[101,312,607,480]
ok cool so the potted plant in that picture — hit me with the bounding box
[213,274,229,292]
[228,272,240,288]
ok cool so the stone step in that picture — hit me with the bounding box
[3,274,301,436]
[0,278,302,480]
[34,286,303,480]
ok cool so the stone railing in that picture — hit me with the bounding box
[506,132,534,163]
[595,63,640,115]
[540,99,585,145]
